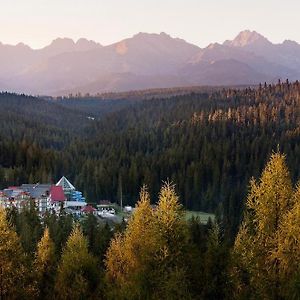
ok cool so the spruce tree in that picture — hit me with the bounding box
[17,200,43,255]
[201,223,229,299]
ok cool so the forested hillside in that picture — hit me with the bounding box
[2,153,300,299]
[1,80,300,235]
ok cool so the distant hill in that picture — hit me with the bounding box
[0,92,91,147]
[0,30,300,95]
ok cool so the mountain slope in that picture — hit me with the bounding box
[187,42,297,81]
[0,38,102,82]
[1,30,300,95]
[224,30,300,72]
[182,59,273,85]
[5,32,200,95]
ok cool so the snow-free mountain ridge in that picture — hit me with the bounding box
[0,30,299,95]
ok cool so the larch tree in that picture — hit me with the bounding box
[35,227,56,299]
[276,183,300,299]
[106,183,191,299]
[54,224,99,300]
[0,208,32,299]
[153,182,190,300]
[232,152,293,299]
[105,186,158,299]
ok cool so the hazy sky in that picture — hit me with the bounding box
[1,0,300,49]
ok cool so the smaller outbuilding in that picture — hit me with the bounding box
[81,205,97,215]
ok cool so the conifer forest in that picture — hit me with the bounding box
[1,81,300,298]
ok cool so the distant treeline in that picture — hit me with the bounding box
[51,85,235,101]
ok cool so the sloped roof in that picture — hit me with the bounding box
[99,200,111,205]
[21,183,51,190]
[56,176,75,191]
[3,188,23,198]
[50,185,66,202]
[21,184,51,198]
[30,187,50,198]
[81,205,96,213]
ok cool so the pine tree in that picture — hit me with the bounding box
[0,208,32,299]
[55,225,99,300]
[35,227,56,299]
[232,152,293,299]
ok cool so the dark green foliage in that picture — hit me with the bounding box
[13,201,43,255]
[1,81,300,238]
[186,218,231,299]
[43,212,74,255]
[57,97,135,119]
[81,214,113,260]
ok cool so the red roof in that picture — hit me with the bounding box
[20,191,29,196]
[81,205,96,213]
[50,185,66,202]
[99,200,111,205]
[8,186,20,190]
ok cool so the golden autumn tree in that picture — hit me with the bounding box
[275,183,300,299]
[105,183,190,300]
[0,208,32,299]
[35,227,56,299]
[232,152,293,299]
[105,186,158,299]
[153,182,190,300]
[55,224,99,300]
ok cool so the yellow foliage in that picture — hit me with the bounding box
[55,224,98,300]
[0,208,30,299]
[105,183,190,299]
[105,186,158,299]
[155,182,187,264]
[246,152,293,235]
[232,152,294,299]
[35,227,56,298]
[36,227,56,276]
[274,183,300,298]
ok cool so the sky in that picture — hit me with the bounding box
[1,0,300,49]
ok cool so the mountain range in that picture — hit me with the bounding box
[1,30,300,96]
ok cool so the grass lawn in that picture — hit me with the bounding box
[103,208,215,225]
[185,211,215,224]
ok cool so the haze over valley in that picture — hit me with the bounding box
[2,0,300,298]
